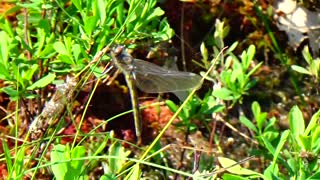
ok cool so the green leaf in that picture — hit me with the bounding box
[244,45,255,69]
[221,173,248,180]
[264,117,277,131]
[302,46,313,65]
[251,101,267,132]
[71,146,86,165]
[27,73,56,90]
[166,99,187,120]
[231,66,242,84]
[1,87,19,100]
[2,140,12,173]
[272,130,289,165]
[0,31,9,66]
[257,113,268,131]
[38,43,55,58]
[239,115,258,133]
[261,135,275,155]
[53,42,68,55]
[152,19,174,41]
[312,126,320,152]
[165,100,178,112]
[126,164,141,180]
[93,133,110,156]
[100,174,117,180]
[308,170,320,180]
[287,158,297,175]
[264,163,280,179]
[252,102,261,123]
[200,43,208,64]
[71,0,82,11]
[212,88,234,100]
[247,62,262,77]
[291,65,312,75]
[14,146,25,177]
[60,145,85,180]
[0,63,11,80]
[58,54,74,65]
[96,0,107,25]
[38,19,50,34]
[51,144,68,180]
[222,24,230,39]
[203,104,225,114]
[72,44,81,62]
[146,7,164,22]
[289,106,305,140]
[23,64,38,81]
[225,56,233,69]
[84,16,98,35]
[226,41,238,54]
[262,131,279,142]
[218,157,259,175]
[305,108,320,135]
[90,65,104,78]
[299,134,312,151]
[220,70,232,86]
[69,146,86,177]
[108,142,130,174]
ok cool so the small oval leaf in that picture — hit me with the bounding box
[27,73,56,90]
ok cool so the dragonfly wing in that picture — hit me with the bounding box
[131,59,202,93]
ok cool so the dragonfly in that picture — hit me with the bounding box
[110,45,202,144]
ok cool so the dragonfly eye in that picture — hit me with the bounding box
[113,45,125,56]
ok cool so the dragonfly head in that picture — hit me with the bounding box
[111,45,135,69]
